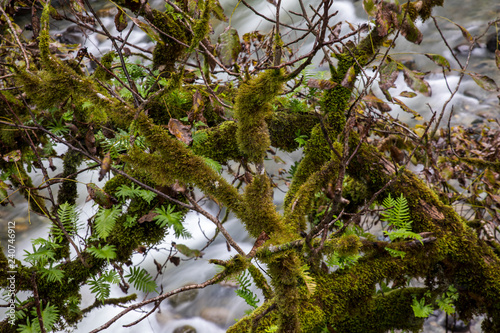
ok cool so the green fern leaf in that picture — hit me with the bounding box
[153,205,191,239]
[298,265,317,295]
[18,302,60,333]
[87,244,117,262]
[384,247,406,259]
[54,202,80,240]
[411,296,433,318]
[116,184,156,204]
[381,194,422,244]
[89,276,111,302]
[125,267,157,293]
[40,265,65,284]
[235,270,260,308]
[94,206,121,240]
[23,244,56,266]
[202,156,222,174]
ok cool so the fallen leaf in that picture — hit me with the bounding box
[114,8,128,32]
[168,118,193,145]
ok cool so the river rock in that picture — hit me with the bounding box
[200,307,230,326]
[173,325,197,333]
[168,288,199,308]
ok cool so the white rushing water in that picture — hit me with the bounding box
[2,0,499,332]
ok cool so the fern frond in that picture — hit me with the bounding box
[89,276,111,302]
[125,267,157,293]
[384,247,406,259]
[153,205,191,239]
[298,265,317,295]
[55,202,80,240]
[40,265,65,284]
[116,184,156,204]
[17,302,60,333]
[235,270,260,308]
[23,244,56,266]
[202,156,223,174]
[381,194,422,244]
[87,244,117,262]
[94,206,121,240]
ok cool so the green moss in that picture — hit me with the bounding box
[242,174,287,239]
[284,154,341,231]
[234,70,285,163]
[268,252,301,332]
[268,112,318,152]
[124,112,246,217]
[151,9,190,71]
[336,234,362,257]
[191,121,241,163]
[57,149,82,206]
[333,288,426,332]
[93,51,115,81]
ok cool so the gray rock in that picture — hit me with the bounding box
[173,325,197,333]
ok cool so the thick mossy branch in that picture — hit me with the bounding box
[242,174,288,240]
[191,112,319,163]
[234,70,285,163]
[151,9,190,71]
[345,134,500,325]
[333,287,427,333]
[267,252,302,333]
[191,120,241,163]
[125,113,257,221]
[283,149,341,232]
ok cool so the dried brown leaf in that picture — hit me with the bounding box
[114,8,128,32]
[168,118,193,145]
[307,79,338,90]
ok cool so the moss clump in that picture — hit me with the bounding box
[234,69,285,163]
[57,149,82,206]
[336,234,362,257]
[242,174,286,239]
[191,121,241,163]
[93,51,115,81]
[151,9,190,71]
[268,111,318,152]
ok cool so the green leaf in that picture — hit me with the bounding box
[202,156,223,174]
[116,184,137,200]
[173,243,204,258]
[399,91,417,98]
[125,267,157,293]
[24,244,56,266]
[40,266,65,284]
[468,73,498,92]
[130,17,161,42]
[402,68,431,97]
[89,276,111,302]
[411,296,433,318]
[398,13,423,44]
[425,53,451,70]
[393,97,423,120]
[87,244,117,261]
[55,202,80,241]
[385,247,406,259]
[379,59,399,94]
[298,265,317,295]
[153,205,191,239]
[234,270,260,308]
[94,206,122,240]
[362,0,376,16]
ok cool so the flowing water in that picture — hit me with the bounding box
[2,0,500,332]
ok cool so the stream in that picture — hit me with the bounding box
[2,0,499,332]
